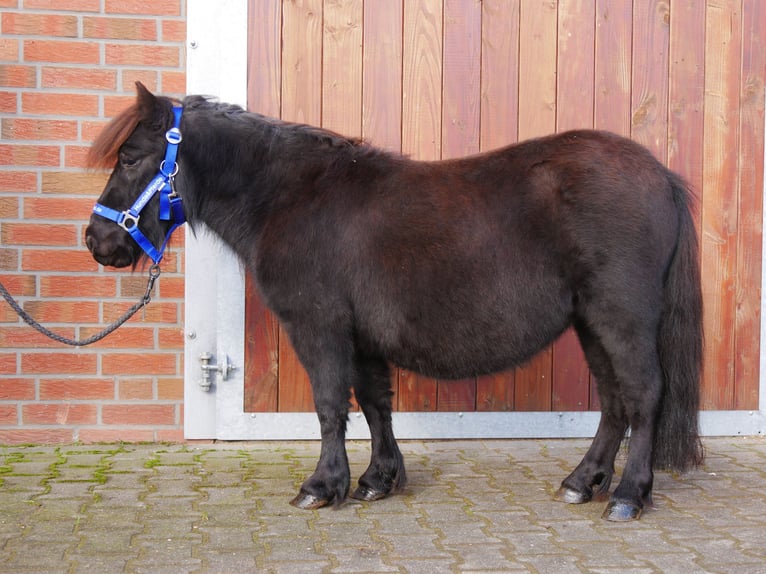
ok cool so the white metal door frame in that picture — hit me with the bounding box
[184,0,766,440]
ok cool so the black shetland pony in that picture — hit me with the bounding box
[86,84,703,521]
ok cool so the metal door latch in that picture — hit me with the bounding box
[198,352,234,391]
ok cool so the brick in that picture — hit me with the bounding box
[0,405,18,425]
[0,378,34,400]
[161,70,186,96]
[121,69,158,93]
[0,326,78,348]
[2,13,78,37]
[101,403,175,425]
[41,67,117,91]
[105,0,181,16]
[158,327,183,349]
[0,91,17,113]
[0,274,35,296]
[104,302,179,324]
[157,377,182,400]
[161,19,185,43]
[0,353,17,373]
[83,16,158,40]
[20,352,97,375]
[103,95,135,118]
[0,64,36,87]
[22,250,99,273]
[2,118,78,141]
[21,300,100,322]
[0,144,60,167]
[0,171,36,193]
[105,44,180,67]
[41,171,108,195]
[24,0,99,10]
[23,40,100,64]
[118,377,154,400]
[0,38,20,61]
[22,91,99,116]
[0,429,74,444]
[78,428,154,443]
[22,403,97,425]
[155,428,184,442]
[23,197,95,220]
[64,145,91,168]
[39,378,114,400]
[101,352,177,375]
[0,248,19,271]
[0,196,19,218]
[39,275,116,297]
[81,327,155,349]
[2,223,78,246]
[82,120,110,143]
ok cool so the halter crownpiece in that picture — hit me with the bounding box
[92,105,186,264]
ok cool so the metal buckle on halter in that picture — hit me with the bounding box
[119,212,139,232]
[166,127,182,145]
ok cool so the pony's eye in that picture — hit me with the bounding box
[119,153,139,168]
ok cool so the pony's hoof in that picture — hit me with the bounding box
[602,499,642,521]
[554,486,591,504]
[350,485,388,502]
[289,492,330,510]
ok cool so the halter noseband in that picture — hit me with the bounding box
[92,105,186,264]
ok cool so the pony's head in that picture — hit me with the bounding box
[85,82,183,268]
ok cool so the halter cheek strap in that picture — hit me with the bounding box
[93,105,186,265]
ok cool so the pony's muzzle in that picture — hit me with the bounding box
[85,216,136,268]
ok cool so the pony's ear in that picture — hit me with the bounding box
[134,81,172,133]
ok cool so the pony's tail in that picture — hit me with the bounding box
[653,173,704,471]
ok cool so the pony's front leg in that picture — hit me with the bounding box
[286,327,354,510]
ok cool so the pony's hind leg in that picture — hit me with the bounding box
[563,302,664,521]
[349,354,406,501]
[555,319,627,505]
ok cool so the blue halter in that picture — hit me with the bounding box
[92,105,186,264]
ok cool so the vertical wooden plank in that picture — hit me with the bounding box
[476,0,520,411]
[362,2,403,408]
[667,0,705,193]
[243,278,280,411]
[247,0,282,117]
[442,0,481,158]
[701,0,741,410]
[322,0,363,136]
[514,0,557,411]
[479,0,519,150]
[631,0,670,163]
[322,0,363,412]
[735,0,765,409]
[278,0,324,411]
[437,0,482,412]
[244,0,282,412]
[594,0,632,136]
[551,0,594,412]
[363,0,403,152]
[591,0,631,410]
[282,0,323,125]
[402,0,443,161]
[398,0,443,411]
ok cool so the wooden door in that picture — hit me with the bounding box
[243,0,765,415]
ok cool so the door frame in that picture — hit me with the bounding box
[183,0,766,440]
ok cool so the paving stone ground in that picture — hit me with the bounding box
[0,437,764,573]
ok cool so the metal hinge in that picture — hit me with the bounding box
[198,352,234,392]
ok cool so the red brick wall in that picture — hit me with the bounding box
[0,0,187,444]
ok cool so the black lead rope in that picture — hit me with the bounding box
[0,265,161,347]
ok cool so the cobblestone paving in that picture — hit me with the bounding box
[0,437,764,573]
